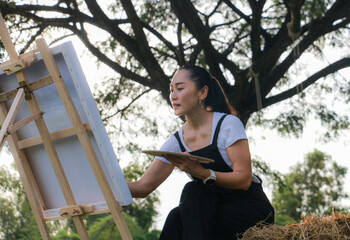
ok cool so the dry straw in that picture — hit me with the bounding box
[240,212,350,240]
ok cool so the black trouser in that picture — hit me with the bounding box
[159,181,274,240]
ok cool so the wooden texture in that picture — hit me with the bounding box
[0,76,53,103]
[44,203,109,221]
[0,50,37,75]
[7,111,44,135]
[59,205,84,218]
[0,12,51,240]
[17,123,91,149]
[1,58,26,75]
[36,38,133,240]
[1,13,132,240]
[0,88,24,152]
[0,103,52,240]
[0,13,89,240]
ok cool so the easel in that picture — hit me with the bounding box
[0,13,132,240]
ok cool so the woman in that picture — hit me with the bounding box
[127,65,274,240]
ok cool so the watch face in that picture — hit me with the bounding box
[205,178,216,186]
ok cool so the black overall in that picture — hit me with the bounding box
[159,115,274,240]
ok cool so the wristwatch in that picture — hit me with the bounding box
[203,169,216,186]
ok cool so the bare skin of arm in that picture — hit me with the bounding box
[127,159,175,198]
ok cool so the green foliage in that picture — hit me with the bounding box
[139,1,175,28]
[0,166,41,240]
[87,214,159,240]
[302,0,333,21]
[0,198,17,239]
[252,157,283,187]
[124,194,160,231]
[123,161,160,231]
[248,101,309,138]
[314,104,350,141]
[0,40,5,61]
[272,149,348,225]
[52,230,80,240]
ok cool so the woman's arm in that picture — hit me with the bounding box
[128,159,175,198]
[164,139,252,191]
[214,139,252,190]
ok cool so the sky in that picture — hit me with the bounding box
[1,36,350,231]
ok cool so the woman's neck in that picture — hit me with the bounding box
[185,110,214,130]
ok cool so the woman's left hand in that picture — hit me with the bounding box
[163,152,207,179]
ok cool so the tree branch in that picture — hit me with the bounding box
[261,2,350,98]
[221,0,250,22]
[4,3,78,15]
[84,0,137,48]
[2,1,153,87]
[176,21,186,65]
[221,0,272,41]
[141,22,178,57]
[70,25,155,88]
[189,44,201,65]
[283,0,304,36]
[86,0,170,94]
[208,0,223,19]
[19,27,45,54]
[264,58,350,108]
[169,0,230,91]
[103,88,152,122]
[248,0,266,62]
[119,0,153,59]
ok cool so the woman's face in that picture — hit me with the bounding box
[170,69,202,116]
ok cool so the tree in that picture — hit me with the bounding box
[0,0,349,138]
[0,166,42,240]
[1,0,350,235]
[52,214,160,240]
[272,149,348,225]
[87,214,159,240]
[123,160,160,231]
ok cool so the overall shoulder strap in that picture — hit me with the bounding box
[212,115,228,146]
[174,131,186,152]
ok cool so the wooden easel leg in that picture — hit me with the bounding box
[16,66,90,240]
[0,103,52,240]
[0,88,25,152]
[36,38,133,240]
[0,13,90,240]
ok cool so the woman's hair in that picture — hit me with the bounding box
[179,65,235,115]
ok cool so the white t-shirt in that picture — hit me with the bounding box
[157,112,260,183]
[157,112,247,168]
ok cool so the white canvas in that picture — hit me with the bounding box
[0,41,132,216]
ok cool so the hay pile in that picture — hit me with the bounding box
[241,212,350,240]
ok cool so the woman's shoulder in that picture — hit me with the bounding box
[214,112,247,147]
[159,133,181,152]
[214,112,244,127]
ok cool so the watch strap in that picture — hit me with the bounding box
[203,169,216,185]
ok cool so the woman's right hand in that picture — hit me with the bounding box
[127,159,174,198]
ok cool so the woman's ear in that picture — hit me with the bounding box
[199,85,209,101]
